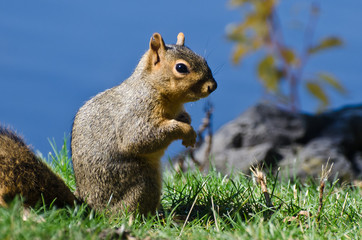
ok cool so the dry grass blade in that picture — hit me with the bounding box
[211,196,219,232]
[283,210,312,223]
[250,166,274,209]
[316,159,334,222]
[98,224,138,240]
[341,192,348,217]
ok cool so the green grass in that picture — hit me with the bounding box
[1,140,361,240]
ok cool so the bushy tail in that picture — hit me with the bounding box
[0,126,76,208]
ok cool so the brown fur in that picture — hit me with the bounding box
[0,127,76,208]
[71,32,217,215]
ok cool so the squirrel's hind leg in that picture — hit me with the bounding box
[0,195,7,207]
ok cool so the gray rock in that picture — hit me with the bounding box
[177,102,362,181]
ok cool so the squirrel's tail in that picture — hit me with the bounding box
[0,126,76,208]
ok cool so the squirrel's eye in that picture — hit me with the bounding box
[175,63,189,74]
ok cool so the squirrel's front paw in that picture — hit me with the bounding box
[182,128,197,148]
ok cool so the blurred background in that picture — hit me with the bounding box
[1,0,361,160]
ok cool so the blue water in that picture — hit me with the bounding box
[1,0,362,160]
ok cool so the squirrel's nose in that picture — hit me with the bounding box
[207,79,217,93]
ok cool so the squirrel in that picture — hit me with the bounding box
[0,33,217,215]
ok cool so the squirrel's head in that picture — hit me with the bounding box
[144,32,217,103]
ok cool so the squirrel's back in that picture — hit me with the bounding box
[0,126,76,208]
[71,84,163,214]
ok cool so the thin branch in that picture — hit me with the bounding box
[267,0,321,111]
[295,1,321,84]
[175,101,214,172]
[199,102,214,171]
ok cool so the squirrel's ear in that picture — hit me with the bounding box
[149,33,166,65]
[176,32,185,46]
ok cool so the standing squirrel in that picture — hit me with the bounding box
[0,33,217,215]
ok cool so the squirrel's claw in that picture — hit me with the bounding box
[182,129,197,148]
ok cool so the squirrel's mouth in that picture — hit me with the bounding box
[190,93,209,102]
[187,95,202,102]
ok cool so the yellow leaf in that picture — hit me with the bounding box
[258,55,280,91]
[308,37,343,54]
[226,23,245,42]
[229,0,250,7]
[306,82,329,107]
[318,73,347,95]
[232,44,249,64]
[252,38,262,49]
[249,17,269,38]
[280,47,297,65]
[255,0,276,18]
